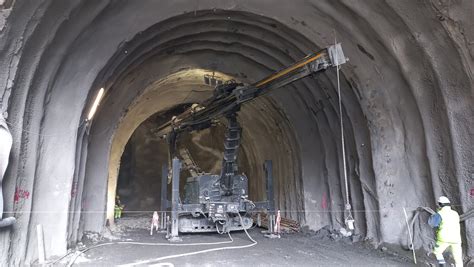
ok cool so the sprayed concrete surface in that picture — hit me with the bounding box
[0,0,472,265]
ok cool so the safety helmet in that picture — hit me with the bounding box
[438,196,450,205]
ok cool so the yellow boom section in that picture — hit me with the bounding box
[254,52,326,88]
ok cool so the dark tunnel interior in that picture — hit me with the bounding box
[116,107,258,214]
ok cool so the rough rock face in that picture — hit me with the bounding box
[0,0,472,265]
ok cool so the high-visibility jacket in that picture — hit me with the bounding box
[436,206,462,244]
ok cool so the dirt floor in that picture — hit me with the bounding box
[57,214,421,266]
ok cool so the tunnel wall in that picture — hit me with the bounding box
[0,0,472,265]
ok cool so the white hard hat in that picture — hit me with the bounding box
[438,196,450,204]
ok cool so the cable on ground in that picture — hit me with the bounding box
[117,213,257,266]
[61,232,233,266]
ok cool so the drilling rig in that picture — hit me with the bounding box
[157,44,347,235]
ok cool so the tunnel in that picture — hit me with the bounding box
[0,0,473,265]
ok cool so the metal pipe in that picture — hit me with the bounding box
[169,158,181,241]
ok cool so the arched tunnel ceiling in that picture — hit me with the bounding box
[0,1,472,265]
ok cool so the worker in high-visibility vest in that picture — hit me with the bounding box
[428,196,463,267]
[114,195,124,219]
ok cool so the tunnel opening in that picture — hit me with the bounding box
[113,90,303,227]
[79,9,363,244]
[114,103,256,217]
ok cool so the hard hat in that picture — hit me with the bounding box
[438,196,450,204]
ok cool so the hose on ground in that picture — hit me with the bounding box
[117,213,257,266]
[61,232,234,266]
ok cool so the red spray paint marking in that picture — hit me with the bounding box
[14,187,30,203]
[321,192,328,210]
[470,188,474,198]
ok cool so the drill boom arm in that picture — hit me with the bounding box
[155,43,346,137]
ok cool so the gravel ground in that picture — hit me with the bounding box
[59,214,422,266]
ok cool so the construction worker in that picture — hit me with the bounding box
[114,195,124,219]
[428,196,463,267]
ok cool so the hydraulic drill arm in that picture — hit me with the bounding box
[154,43,347,137]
